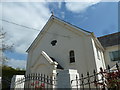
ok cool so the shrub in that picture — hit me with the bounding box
[95,67,120,90]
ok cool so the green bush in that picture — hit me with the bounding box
[2,65,26,89]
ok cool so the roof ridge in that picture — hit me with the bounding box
[27,15,91,52]
[52,15,92,33]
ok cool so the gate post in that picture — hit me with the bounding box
[57,69,80,89]
[11,75,25,90]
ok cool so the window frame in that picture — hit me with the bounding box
[69,50,75,63]
[109,50,120,61]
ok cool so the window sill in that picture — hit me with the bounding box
[69,62,75,65]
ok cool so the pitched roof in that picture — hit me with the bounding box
[26,15,92,52]
[41,51,63,69]
[53,16,91,33]
[97,32,120,47]
[50,57,64,69]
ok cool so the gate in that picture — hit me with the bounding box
[14,73,56,89]
[71,63,120,90]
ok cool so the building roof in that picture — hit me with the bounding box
[97,32,120,47]
[50,57,64,69]
[26,15,92,52]
[53,15,91,33]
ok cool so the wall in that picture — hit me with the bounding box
[0,33,2,89]
[30,53,55,76]
[26,50,32,74]
[104,45,120,67]
[91,38,106,72]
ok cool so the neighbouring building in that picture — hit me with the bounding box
[26,15,108,76]
[98,32,120,68]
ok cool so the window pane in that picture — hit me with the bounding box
[118,51,120,60]
[109,50,120,61]
[70,51,74,56]
[70,50,75,63]
[114,51,119,61]
[109,52,114,61]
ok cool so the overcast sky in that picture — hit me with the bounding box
[0,0,118,69]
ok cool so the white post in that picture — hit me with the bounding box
[52,70,57,88]
[57,69,80,89]
[10,75,25,90]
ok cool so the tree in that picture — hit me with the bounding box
[0,28,13,66]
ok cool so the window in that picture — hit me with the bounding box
[51,40,57,46]
[97,48,101,59]
[69,50,75,63]
[109,50,120,61]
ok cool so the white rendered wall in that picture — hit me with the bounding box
[57,69,80,88]
[11,75,25,89]
[26,20,104,75]
[30,53,55,76]
[91,38,106,72]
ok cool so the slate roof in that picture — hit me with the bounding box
[97,32,120,47]
[50,57,64,69]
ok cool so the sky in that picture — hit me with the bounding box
[0,0,118,69]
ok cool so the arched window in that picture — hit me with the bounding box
[69,50,75,63]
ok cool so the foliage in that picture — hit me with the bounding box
[2,65,25,77]
[95,67,120,90]
[0,30,14,66]
[31,81,45,89]
[2,65,26,89]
